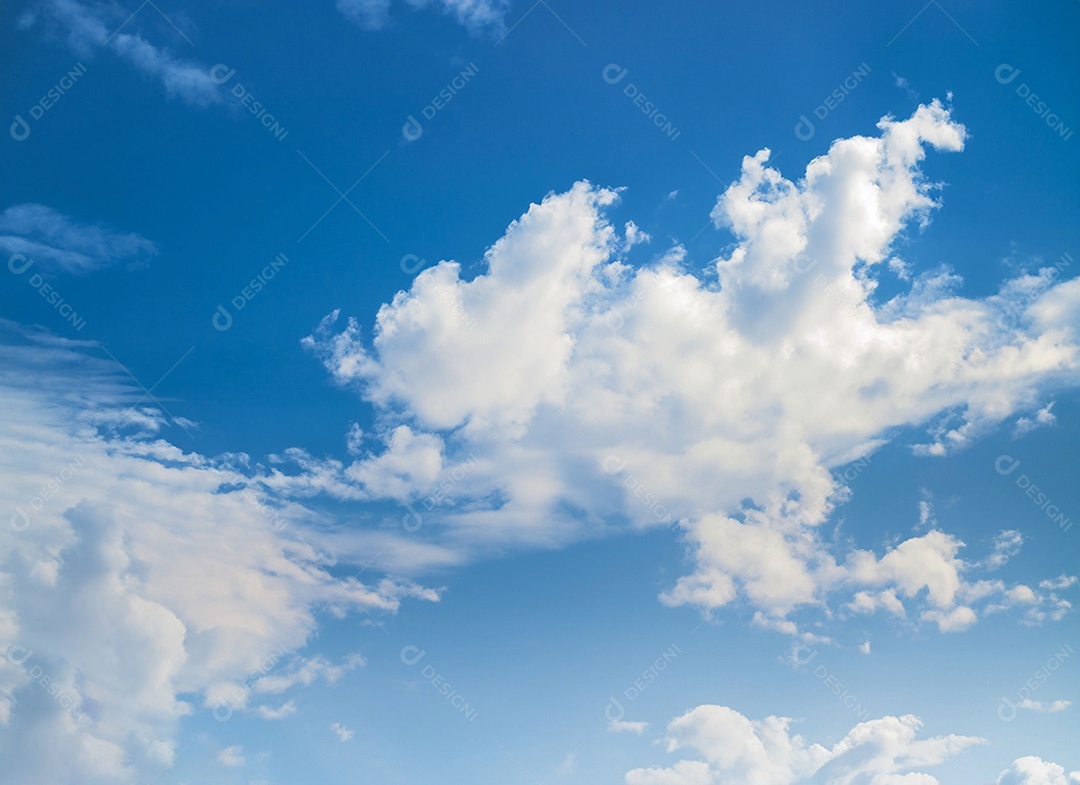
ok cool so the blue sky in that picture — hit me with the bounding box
[2,1,1079,783]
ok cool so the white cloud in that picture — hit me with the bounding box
[1017,699,1071,713]
[609,719,650,734]
[858,641,871,655]
[217,745,246,767]
[330,722,354,742]
[622,220,651,252]
[997,757,1080,785]
[625,705,983,785]
[252,652,365,694]
[337,0,508,34]
[303,101,1080,632]
[0,328,437,785]
[985,530,1024,570]
[1014,402,1056,436]
[916,498,936,531]
[255,700,297,720]
[0,204,158,274]
[25,0,220,105]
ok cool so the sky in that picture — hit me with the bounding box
[1,0,1079,783]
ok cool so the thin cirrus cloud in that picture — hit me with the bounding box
[19,0,220,106]
[0,328,438,785]
[302,100,1079,637]
[625,705,1080,785]
[0,203,158,274]
[336,0,510,34]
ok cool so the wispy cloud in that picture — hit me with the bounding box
[22,0,220,105]
[0,203,157,274]
[337,0,509,35]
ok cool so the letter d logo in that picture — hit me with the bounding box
[602,64,628,85]
[212,305,233,332]
[995,64,1021,85]
[402,115,423,141]
[7,253,33,275]
[10,115,30,142]
[794,114,815,141]
[997,697,1017,722]
[10,507,30,532]
[995,454,1020,477]
[604,697,625,722]
[402,503,422,532]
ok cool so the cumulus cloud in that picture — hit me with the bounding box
[0,328,437,784]
[303,101,1080,632]
[1014,402,1056,436]
[0,204,158,274]
[22,0,219,105]
[609,719,650,734]
[625,705,983,785]
[330,722,354,741]
[337,0,508,34]
[984,530,1024,570]
[997,757,1080,785]
[217,745,246,767]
